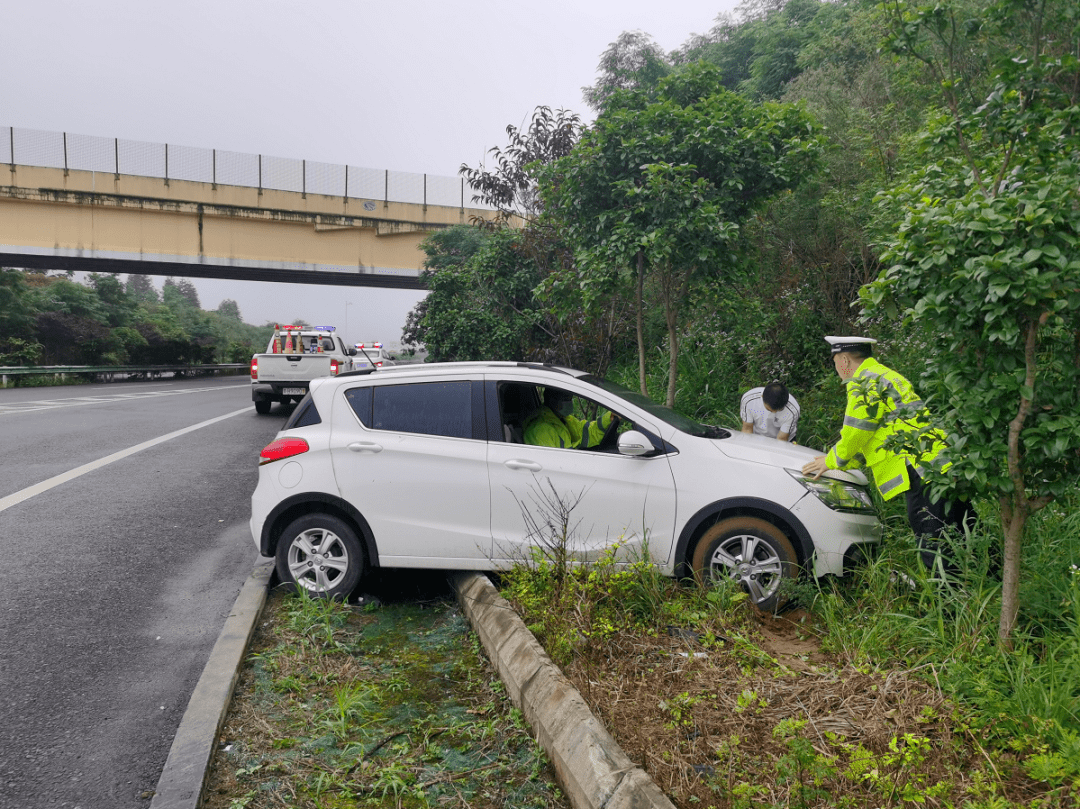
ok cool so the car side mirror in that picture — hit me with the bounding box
[347,348,357,356]
[617,430,654,457]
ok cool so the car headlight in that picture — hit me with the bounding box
[786,469,876,513]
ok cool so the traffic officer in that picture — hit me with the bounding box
[524,387,619,449]
[801,336,973,574]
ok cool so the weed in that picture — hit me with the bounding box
[659,692,703,729]
[773,718,836,808]
[226,790,255,809]
[203,585,567,809]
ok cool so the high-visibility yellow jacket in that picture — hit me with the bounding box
[825,357,945,500]
[524,407,615,449]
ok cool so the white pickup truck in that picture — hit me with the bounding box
[249,326,360,414]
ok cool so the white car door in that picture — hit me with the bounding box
[487,378,678,570]
[330,377,492,567]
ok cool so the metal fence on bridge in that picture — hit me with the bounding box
[2,125,489,210]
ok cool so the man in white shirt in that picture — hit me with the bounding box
[740,382,800,442]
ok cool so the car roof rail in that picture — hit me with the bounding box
[336,369,378,378]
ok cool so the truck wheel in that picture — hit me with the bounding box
[254,399,272,415]
[276,514,366,600]
[691,517,798,612]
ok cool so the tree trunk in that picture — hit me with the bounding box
[636,250,647,397]
[666,317,678,408]
[998,497,1026,647]
[997,314,1051,645]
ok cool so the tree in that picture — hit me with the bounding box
[863,0,1080,643]
[403,225,489,353]
[459,106,583,222]
[450,107,629,373]
[674,0,833,99]
[592,163,736,405]
[163,277,201,310]
[540,62,822,403]
[217,299,243,321]
[34,311,111,364]
[0,269,38,334]
[408,227,547,363]
[89,273,135,327]
[125,273,159,304]
[742,0,827,100]
[582,30,673,112]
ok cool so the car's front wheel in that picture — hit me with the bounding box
[691,517,798,612]
[275,514,365,599]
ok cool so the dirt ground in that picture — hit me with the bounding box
[553,608,1058,808]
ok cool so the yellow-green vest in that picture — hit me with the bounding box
[825,357,945,500]
[524,407,614,449]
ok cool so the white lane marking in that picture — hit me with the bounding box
[0,406,252,514]
[0,384,250,414]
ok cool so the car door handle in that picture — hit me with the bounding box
[347,441,383,453]
[504,459,542,472]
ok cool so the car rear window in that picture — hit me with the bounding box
[344,387,372,425]
[283,395,322,429]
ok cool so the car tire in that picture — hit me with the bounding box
[691,516,798,612]
[254,399,272,415]
[275,514,365,600]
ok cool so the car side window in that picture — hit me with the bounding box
[522,386,628,451]
[365,381,474,439]
[498,382,541,444]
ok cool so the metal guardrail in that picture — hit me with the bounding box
[2,125,491,210]
[0,364,247,385]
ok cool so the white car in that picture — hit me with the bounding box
[250,363,880,609]
[353,343,394,369]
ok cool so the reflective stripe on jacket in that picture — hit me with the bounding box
[524,407,614,449]
[825,357,944,500]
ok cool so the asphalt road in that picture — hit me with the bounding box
[0,376,286,809]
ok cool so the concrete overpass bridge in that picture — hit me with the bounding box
[0,127,501,290]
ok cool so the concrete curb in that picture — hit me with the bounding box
[452,572,676,809]
[149,557,276,809]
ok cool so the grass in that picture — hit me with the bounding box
[495,488,1080,808]
[0,374,94,388]
[201,573,568,809]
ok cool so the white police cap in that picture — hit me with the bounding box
[825,335,878,354]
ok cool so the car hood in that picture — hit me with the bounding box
[709,430,870,487]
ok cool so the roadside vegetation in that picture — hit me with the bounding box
[0,269,274,378]
[202,575,568,809]
[496,486,1080,808]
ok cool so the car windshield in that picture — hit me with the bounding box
[581,375,729,439]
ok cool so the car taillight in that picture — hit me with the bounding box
[375,361,383,367]
[330,359,340,375]
[250,357,258,379]
[259,437,309,465]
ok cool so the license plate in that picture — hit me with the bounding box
[282,387,306,396]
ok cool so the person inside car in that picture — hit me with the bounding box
[524,387,619,449]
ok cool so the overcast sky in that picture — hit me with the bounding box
[2,0,740,346]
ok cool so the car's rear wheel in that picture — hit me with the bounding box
[254,399,272,415]
[691,516,798,612]
[276,514,365,600]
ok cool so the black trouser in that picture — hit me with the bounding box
[904,464,974,575]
